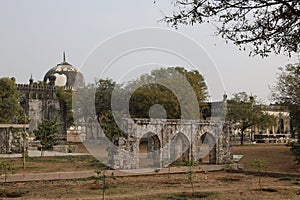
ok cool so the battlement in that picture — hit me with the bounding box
[17,83,56,91]
[16,83,57,100]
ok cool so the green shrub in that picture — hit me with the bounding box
[290,142,300,163]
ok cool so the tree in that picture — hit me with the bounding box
[127,67,208,119]
[56,87,73,128]
[95,79,119,116]
[33,118,59,152]
[289,142,300,163]
[0,77,23,123]
[226,92,275,145]
[163,0,300,57]
[271,63,300,161]
[98,110,122,142]
[94,79,123,141]
[272,63,300,138]
[251,159,268,190]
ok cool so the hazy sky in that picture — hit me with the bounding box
[0,0,297,103]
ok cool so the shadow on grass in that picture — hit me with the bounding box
[0,190,28,198]
[165,192,215,199]
[253,188,278,192]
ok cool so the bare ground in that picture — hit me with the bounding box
[0,144,299,199]
[1,171,300,199]
[233,144,300,173]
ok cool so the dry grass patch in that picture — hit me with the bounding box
[233,144,300,173]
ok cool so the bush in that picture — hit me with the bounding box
[290,142,300,163]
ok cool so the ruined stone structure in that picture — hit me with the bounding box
[0,53,86,154]
[0,124,28,154]
[79,118,232,169]
[106,118,232,169]
[17,53,85,135]
[17,81,65,134]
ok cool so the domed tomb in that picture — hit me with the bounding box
[44,53,85,88]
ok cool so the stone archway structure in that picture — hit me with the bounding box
[110,118,232,169]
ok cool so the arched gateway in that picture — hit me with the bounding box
[109,118,232,169]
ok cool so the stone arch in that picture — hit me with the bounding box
[139,132,161,167]
[197,132,216,164]
[170,132,190,162]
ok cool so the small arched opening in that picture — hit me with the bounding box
[170,132,190,163]
[198,133,216,164]
[139,132,161,167]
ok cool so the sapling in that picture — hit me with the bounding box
[251,159,267,190]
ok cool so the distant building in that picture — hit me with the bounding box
[44,52,85,89]
[1,53,85,153]
[253,105,291,143]
[230,104,292,144]
[17,53,84,136]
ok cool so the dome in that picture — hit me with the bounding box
[44,52,85,88]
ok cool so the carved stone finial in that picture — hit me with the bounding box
[29,74,34,85]
[63,51,66,62]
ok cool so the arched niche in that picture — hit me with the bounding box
[198,132,216,164]
[170,132,190,163]
[139,132,161,167]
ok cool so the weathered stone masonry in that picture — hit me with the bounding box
[109,118,232,169]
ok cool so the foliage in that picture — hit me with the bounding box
[127,67,208,119]
[163,0,300,57]
[289,142,300,163]
[93,169,114,200]
[185,160,197,166]
[0,77,24,123]
[0,160,12,185]
[95,79,118,115]
[92,67,208,141]
[33,118,59,150]
[186,169,195,198]
[72,84,96,121]
[221,164,234,172]
[56,87,73,127]
[95,79,123,141]
[251,158,267,172]
[272,63,300,105]
[226,92,275,145]
[251,159,268,189]
[272,63,300,139]
[89,158,106,168]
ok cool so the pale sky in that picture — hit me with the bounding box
[0,0,297,103]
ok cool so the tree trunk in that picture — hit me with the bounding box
[240,130,244,146]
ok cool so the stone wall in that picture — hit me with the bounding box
[17,83,66,137]
[0,128,27,154]
[109,118,232,169]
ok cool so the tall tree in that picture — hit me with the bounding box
[0,77,24,123]
[271,63,300,139]
[127,67,208,119]
[226,92,275,145]
[56,87,73,128]
[95,79,123,141]
[95,79,118,116]
[162,0,300,57]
